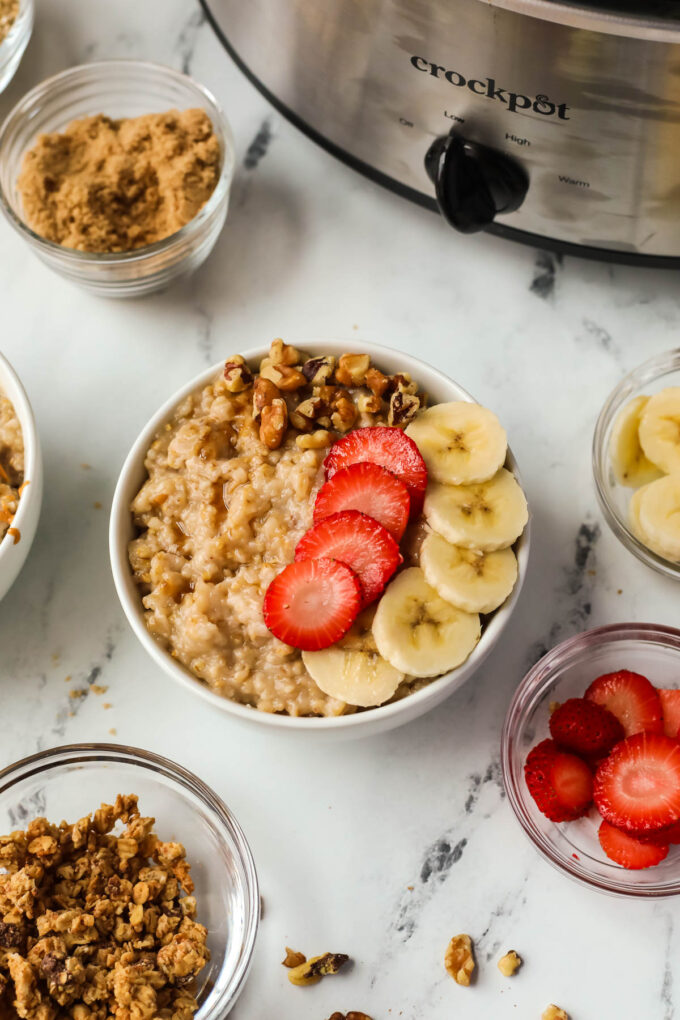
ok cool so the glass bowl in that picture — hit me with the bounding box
[593,348,680,580]
[502,623,680,898]
[0,0,32,94]
[0,60,235,297]
[0,744,259,1014]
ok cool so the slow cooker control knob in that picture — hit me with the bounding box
[425,131,529,234]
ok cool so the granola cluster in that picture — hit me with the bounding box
[223,338,427,451]
[0,796,209,1020]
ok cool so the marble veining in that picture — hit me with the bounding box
[0,2,680,1017]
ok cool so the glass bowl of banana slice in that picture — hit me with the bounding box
[593,349,680,580]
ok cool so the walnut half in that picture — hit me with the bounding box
[444,934,475,987]
[259,398,288,450]
[542,1007,569,1020]
[497,950,522,977]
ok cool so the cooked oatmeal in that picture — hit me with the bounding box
[0,391,24,542]
[129,341,426,717]
[0,795,209,1020]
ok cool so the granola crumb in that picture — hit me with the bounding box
[103,702,113,709]
[68,688,86,699]
[282,947,306,968]
[108,727,117,735]
[91,684,108,695]
[64,675,72,683]
[497,950,522,976]
[93,500,102,509]
[444,934,475,986]
[542,1006,569,1020]
[549,700,561,714]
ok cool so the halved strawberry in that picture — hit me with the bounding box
[585,670,663,737]
[659,689,680,739]
[598,820,669,870]
[549,697,624,757]
[324,426,428,519]
[294,510,401,608]
[594,733,680,833]
[314,462,410,541]
[263,558,360,651]
[524,739,593,822]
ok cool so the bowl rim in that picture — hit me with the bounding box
[592,347,680,580]
[0,741,260,1014]
[501,621,680,898]
[0,348,40,566]
[110,338,530,731]
[0,58,235,262]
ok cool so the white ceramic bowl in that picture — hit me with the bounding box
[0,350,41,602]
[110,340,530,737]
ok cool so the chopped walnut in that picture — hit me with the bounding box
[444,934,475,986]
[327,1014,373,1020]
[357,392,383,415]
[542,1007,569,1020]
[335,353,370,387]
[497,950,522,976]
[365,367,389,396]
[388,390,420,427]
[287,952,349,987]
[271,364,307,392]
[331,396,358,433]
[302,356,335,386]
[260,398,288,449]
[289,396,324,431]
[0,796,208,1020]
[253,376,280,417]
[223,355,253,392]
[390,372,418,395]
[282,947,307,968]
[269,338,300,366]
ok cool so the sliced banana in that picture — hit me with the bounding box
[424,468,528,552]
[406,401,507,485]
[372,567,481,678]
[638,387,680,474]
[637,475,680,562]
[420,531,518,615]
[609,395,662,488]
[302,646,403,707]
[628,483,654,544]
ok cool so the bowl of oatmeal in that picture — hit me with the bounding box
[110,339,530,736]
[0,350,41,603]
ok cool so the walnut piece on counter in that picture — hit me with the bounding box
[497,949,522,976]
[281,947,306,968]
[327,1013,373,1020]
[0,795,209,1020]
[444,934,475,986]
[287,952,350,987]
[542,1006,569,1020]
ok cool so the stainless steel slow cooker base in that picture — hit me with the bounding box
[202,0,680,266]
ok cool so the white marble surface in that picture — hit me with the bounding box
[1,3,680,1017]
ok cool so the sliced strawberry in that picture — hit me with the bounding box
[659,689,680,739]
[263,558,360,651]
[635,820,680,846]
[295,510,401,608]
[598,820,669,870]
[549,697,624,757]
[324,426,428,518]
[524,739,593,822]
[314,462,410,541]
[585,670,663,737]
[594,733,680,832]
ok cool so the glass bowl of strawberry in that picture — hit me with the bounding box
[502,622,680,897]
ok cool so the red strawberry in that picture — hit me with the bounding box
[295,510,401,608]
[659,689,680,739]
[549,697,624,757]
[594,733,680,832]
[585,670,663,737]
[324,426,428,518]
[635,820,680,846]
[524,739,593,822]
[263,558,360,651]
[598,820,669,870]
[314,462,410,541]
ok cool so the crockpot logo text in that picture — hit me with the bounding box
[410,55,570,120]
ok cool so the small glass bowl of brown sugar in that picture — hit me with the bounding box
[0,744,260,1016]
[0,0,32,94]
[0,60,235,297]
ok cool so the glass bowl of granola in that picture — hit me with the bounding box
[110,338,531,737]
[0,349,42,603]
[0,743,259,1016]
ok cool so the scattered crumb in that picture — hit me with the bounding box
[91,684,108,695]
[407,885,414,891]
[542,1007,568,1020]
[444,934,475,986]
[93,501,102,509]
[51,652,60,666]
[103,702,113,710]
[64,674,72,683]
[282,947,306,968]
[617,588,623,595]
[69,689,86,699]
[587,569,596,576]
[549,700,560,713]
[80,462,91,470]
[108,728,117,736]
[497,950,522,977]
[287,952,350,986]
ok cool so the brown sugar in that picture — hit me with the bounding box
[0,0,18,44]
[17,108,221,252]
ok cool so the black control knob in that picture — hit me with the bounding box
[425,131,529,234]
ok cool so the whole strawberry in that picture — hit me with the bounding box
[549,697,624,757]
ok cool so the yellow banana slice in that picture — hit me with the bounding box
[372,567,481,678]
[420,531,518,614]
[637,475,680,562]
[609,395,662,487]
[638,387,680,474]
[406,401,507,485]
[628,483,654,544]
[302,646,403,707]
[424,468,528,552]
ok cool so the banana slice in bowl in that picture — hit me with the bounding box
[637,475,680,562]
[609,395,662,488]
[423,468,528,552]
[638,387,680,475]
[420,532,518,615]
[405,401,506,485]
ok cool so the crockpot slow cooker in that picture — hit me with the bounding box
[201,0,680,266]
